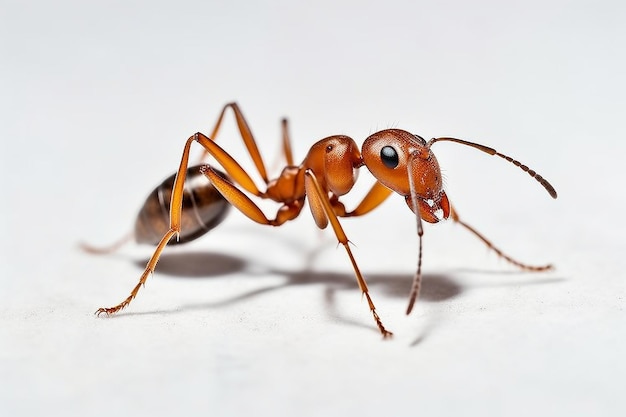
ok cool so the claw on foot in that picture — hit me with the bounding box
[381,329,393,339]
[95,306,123,317]
[372,309,393,339]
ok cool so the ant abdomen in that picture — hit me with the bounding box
[134,165,230,245]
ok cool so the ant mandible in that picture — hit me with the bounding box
[87,102,557,338]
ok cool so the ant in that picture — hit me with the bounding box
[85,102,557,338]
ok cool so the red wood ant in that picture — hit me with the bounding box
[86,102,557,338]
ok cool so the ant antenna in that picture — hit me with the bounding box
[427,137,557,199]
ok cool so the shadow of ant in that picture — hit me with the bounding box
[126,250,563,344]
[135,250,462,302]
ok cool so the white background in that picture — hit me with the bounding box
[1,1,625,416]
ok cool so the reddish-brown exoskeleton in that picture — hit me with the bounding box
[88,103,557,338]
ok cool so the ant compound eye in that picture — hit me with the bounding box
[380,146,399,169]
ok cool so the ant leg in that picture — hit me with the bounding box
[304,170,393,338]
[193,132,265,196]
[281,118,294,166]
[197,102,270,183]
[95,229,178,316]
[95,135,202,315]
[341,181,394,217]
[449,205,553,271]
[268,118,295,173]
[79,231,133,255]
[201,165,304,226]
[96,131,266,316]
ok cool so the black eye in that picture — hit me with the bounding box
[380,146,399,168]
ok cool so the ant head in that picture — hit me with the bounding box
[362,129,450,223]
[362,129,443,197]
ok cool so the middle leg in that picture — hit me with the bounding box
[304,169,393,338]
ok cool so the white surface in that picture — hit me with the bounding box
[1,1,625,416]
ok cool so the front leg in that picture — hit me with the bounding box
[342,181,394,218]
[449,204,553,271]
